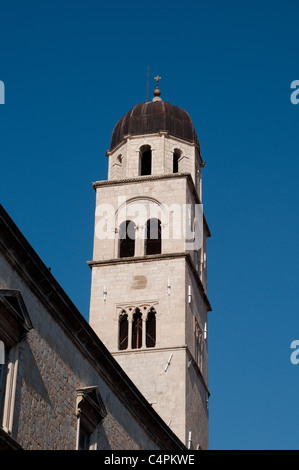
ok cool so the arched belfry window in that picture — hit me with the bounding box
[119,220,136,258]
[173,150,181,173]
[146,308,156,347]
[117,303,158,351]
[119,311,128,350]
[140,145,152,176]
[145,218,162,255]
[132,308,142,349]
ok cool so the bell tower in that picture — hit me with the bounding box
[88,81,212,450]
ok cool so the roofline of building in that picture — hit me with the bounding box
[107,131,201,158]
[0,203,186,450]
[0,427,23,450]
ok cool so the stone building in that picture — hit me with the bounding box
[0,82,211,451]
[0,203,185,450]
[89,82,212,450]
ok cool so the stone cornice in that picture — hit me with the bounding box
[93,172,192,189]
[106,131,201,158]
[87,252,212,312]
[0,290,33,348]
[112,344,210,396]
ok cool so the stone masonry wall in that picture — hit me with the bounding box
[107,134,198,183]
[0,251,168,450]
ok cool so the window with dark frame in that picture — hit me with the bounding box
[119,311,128,350]
[140,147,152,176]
[76,386,107,451]
[132,308,142,349]
[78,425,91,451]
[118,305,158,351]
[145,218,162,255]
[146,308,156,348]
[119,220,136,258]
[173,152,180,173]
[194,319,203,370]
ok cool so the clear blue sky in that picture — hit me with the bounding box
[1,0,299,450]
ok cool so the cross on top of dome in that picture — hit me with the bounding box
[153,75,162,102]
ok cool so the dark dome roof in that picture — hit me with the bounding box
[110,100,199,151]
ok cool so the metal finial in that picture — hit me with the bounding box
[153,75,162,102]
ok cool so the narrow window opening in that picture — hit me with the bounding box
[119,311,128,350]
[119,220,135,258]
[145,218,162,255]
[146,308,156,347]
[78,426,91,451]
[194,320,203,370]
[173,153,179,173]
[132,308,142,349]
[0,345,7,424]
[140,147,152,175]
[76,387,107,451]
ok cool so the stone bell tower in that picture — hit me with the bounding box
[88,79,212,450]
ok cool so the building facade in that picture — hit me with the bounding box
[0,203,185,451]
[89,84,212,450]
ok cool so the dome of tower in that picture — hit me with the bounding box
[110,99,199,151]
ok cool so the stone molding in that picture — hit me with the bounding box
[0,289,33,348]
[88,252,212,312]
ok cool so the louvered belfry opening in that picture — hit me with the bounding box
[119,220,136,258]
[145,218,162,255]
[119,311,128,350]
[146,308,156,348]
[132,308,142,349]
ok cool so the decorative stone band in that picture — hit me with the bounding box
[87,251,212,312]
